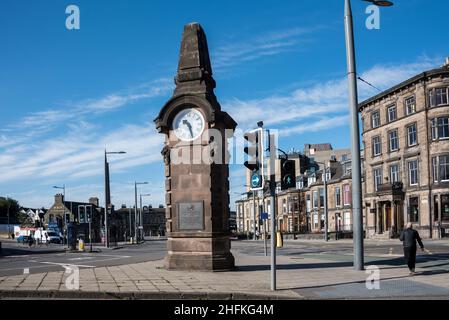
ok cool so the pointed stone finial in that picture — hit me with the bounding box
[174,22,216,96]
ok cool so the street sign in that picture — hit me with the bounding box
[138,226,144,229]
[261,212,268,220]
[251,172,261,189]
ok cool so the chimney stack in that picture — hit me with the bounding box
[89,197,99,207]
[55,194,64,204]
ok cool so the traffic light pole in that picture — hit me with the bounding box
[268,131,277,291]
[253,190,257,240]
[88,205,92,252]
[324,167,328,242]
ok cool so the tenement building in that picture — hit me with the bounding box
[360,58,449,239]
[235,144,352,236]
[304,159,354,234]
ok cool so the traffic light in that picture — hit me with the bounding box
[78,206,86,223]
[281,158,296,190]
[244,128,264,191]
[86,205,92,223]
[65,213,70,223]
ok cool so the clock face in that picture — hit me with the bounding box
[173,108,205,141]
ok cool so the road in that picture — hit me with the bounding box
[0,239,166,277]
[1,237,448,278]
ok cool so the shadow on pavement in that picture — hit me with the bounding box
[0,246,66,257]
[235,253,449,272]
[286,269,449,291]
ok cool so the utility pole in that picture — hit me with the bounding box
[344,0,364,270]
[6,197,11,239]
[252,190,257,240]
[140,194,143,242]
[104,151,111,248]
[324,164,329,242]
[268,131,277,291]
[134,182,138,244]
[104,150,126,247]
[134,181,148,244]
[128,207,132,241]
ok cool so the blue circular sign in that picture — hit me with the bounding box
[251,173,261,188]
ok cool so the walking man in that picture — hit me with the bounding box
[400,222,424,276]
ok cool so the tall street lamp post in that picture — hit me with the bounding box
[134,181,148,244]
[315,162,329,242]
[140,193,151,240]
[344,0,393,270]
[6,195,11,239]
[104,150,126,248]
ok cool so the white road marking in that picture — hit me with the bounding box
[68,257,93,261]
[38,261,95,268]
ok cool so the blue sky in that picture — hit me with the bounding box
[1,0,448,209]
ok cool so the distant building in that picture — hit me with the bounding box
[114,205,166,239]
[45,194,104,242]
[236,144,352,235]
[229,210,237,233]
[18,207,47,227]
[304,159,353,234]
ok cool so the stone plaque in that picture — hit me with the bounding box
[178,202,204,230]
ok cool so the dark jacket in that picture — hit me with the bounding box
[400,228,424,249]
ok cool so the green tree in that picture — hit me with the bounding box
[0,197,20,224]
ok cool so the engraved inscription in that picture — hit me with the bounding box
[178,202,204,230]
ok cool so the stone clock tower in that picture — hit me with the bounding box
[154,22,236,271]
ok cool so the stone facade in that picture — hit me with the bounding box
[155,23,236,270]
[45,194,103,242]
[360,60,449,239]
[305,170,353,234]
[236,146,352,236]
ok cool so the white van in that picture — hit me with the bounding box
[34,230,61,244]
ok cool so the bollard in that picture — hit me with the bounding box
[276,231,283,248]
[78,239,85,251]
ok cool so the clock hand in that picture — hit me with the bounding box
[183,120,194,137]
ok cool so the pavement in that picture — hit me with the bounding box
[0,238,448,300]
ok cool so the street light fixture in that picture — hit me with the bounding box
[104,150,126,248]
[363,0,393,6]
[344,0,393,270]
[134,181,148,244]
[53,184,67,247]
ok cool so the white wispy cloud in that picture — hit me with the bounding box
[224,56,442,135]
[0,123,164,183]
[7,78,173,134]
[212,26,319,70]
